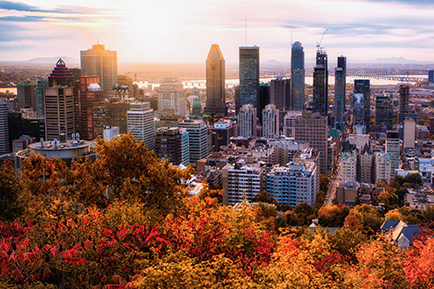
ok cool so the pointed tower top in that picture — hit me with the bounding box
[207,44,224,62]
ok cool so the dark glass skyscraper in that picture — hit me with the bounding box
[353,79,370,128]
[239,46,260,109]
[205,44,226,116]
[334,56,346,132]
[375,94,393,129]
[258,83,270,124]
[313,49,328,117]
[291,41,305,111]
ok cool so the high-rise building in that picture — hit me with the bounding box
[313,49,328,116]
[270,77,291,111]
[358,144,373,184]
[80,42,117,98]
[340,142,357,183]
[258,83,270,123]
[0,99,9,154]
[179,119,208,165]
[239,46,260,109]
[334,56,346,132]
[398,84,411,124]
[211,119,236,151]
[375,151,392,183]
[403,118,416,149]
[238,104,257,138]
[375,94,393,129]
[294,112,328,175]
[262,104,279,139]
[79,76,104,140]
[17,82,37,111]
[205,44,226,116]
[157,78,187,117]
[222,161,263,205]
[353,79,370,128]
[155,127,183,165]
[385,131,400,177]
[267,162,318,207]
[44,86,76,141]
[93,100,130,138]
[48,59,75,87]
[127,102,155,150]
[291,41,305,111]
[36,79,48,117]
[429,70,434,83]
[283,111,302,138]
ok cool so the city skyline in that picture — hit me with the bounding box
[1,0,434,64]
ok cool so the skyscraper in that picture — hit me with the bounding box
[334,56,346,132]
[262,104,279,139]
[44,60,77,140]
[157,78,187,117]
[429,70,434,83]
[291,41,305,111]
[79,76,104,140]
[80,42,117,98]
[398,84,409,123]
[205,44,226,116]
[258,83,270,124]
[17,82,37,111]
[375,94,393,129]
[385,131,400,177]
[353,79,370,128]
[313,49,328,117]
[155,127,183,165]
[270,77,291,111]
[238,104,257,138]
[239,46,260,109]
[0,99,9,154]
[294,112,328,175]
[179,119,208,165]
[127,102,155,150]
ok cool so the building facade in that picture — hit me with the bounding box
[294,112,328,175]
[291,41,305,111]
[157,78,187,117]
[334,56,346,132]
[239,46,260,109]
[0,99,9,154]
[354,79,370,128]
[266,162,318,207]
[238,104,257,138]
[262,104,279,139]
[80,43,117,98]
[375,94,393,129]
[79,76,104,140]
[385,131,400,177]
[270,77,290,111]
[312,49,328,117]
[179,119,208,165]
[127,102,155,150]
[205,44,226,116]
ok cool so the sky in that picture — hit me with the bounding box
[1,0,434,64]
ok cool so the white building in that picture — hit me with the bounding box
[222,161,263,206]
[340,150,357,183]
[375,151,392,182]
[266,162,318,207]
[238,104,256,138]
[262,104,279,139]
[403,118,416,149]
[385,131,400,175]
[127,102,155,150]
[283,111,302,138]
[179,119,208,164]
[348,134,370,150]
[157,78,187,117]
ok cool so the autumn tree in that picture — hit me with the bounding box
[0,160,23,221]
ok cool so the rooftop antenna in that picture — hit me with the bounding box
[244,15,247,46]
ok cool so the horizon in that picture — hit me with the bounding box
[1,0,434,64]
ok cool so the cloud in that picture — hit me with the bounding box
[0,1,73,13]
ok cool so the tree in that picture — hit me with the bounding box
[294,203,314,226]
[318,205,350,227]
[254,190,277,205]
[0,161,23,221]
[320,174,330,193]
[343,214,363,231]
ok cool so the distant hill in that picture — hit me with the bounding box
[26,57,79,65]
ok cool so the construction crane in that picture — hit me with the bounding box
[316,29,328,50]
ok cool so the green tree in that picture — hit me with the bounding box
[255,190,277,205]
